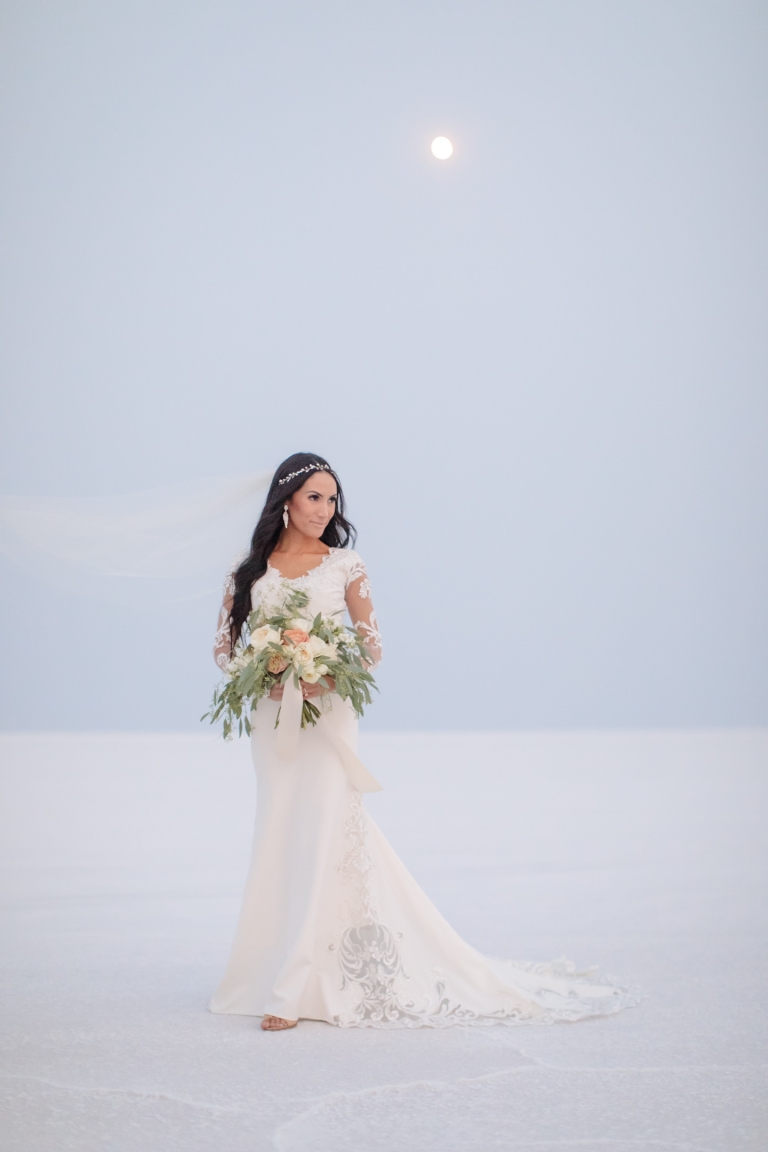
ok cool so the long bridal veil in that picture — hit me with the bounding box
[0,471,273,606]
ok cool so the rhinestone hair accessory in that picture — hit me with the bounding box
[277,463,333,486]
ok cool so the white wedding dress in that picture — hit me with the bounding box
[209,549,638,1028]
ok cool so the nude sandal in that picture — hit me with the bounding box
[260,1015,298,1031]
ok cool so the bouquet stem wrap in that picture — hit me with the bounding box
[276,674,382,793]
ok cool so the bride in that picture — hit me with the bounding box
[209,452,637,1031]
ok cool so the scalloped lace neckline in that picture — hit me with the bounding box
[267,548,337,583]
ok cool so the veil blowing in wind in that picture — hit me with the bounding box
[0,471,273,607]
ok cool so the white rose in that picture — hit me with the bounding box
[292,642,315,672]
[250,625,281,653]
[288,617,311,632]
[308,635,337,660]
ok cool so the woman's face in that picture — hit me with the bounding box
[286,471,338,539]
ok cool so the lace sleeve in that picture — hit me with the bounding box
[213,570,236,670]
[345,558,382,669]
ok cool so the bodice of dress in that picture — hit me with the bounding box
[213,547,381,670]
[252,548,364,621]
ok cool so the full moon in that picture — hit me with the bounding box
[431,136,453,160]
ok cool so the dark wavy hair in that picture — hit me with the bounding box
[228,452,356,649]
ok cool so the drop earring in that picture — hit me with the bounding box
[283,504,289,529]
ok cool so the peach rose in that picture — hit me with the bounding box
[283,628,310,646]
[266,651,289,674]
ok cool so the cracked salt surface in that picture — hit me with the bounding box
[0,730,766,1151]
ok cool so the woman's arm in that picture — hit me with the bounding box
[345,564,382,669]
[213,572,235,670]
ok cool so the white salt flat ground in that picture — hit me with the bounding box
[0,729,766,1151]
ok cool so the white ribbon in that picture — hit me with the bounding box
[275,674,304,762]
[275,676,382,793]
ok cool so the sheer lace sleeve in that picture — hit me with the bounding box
[213,570,236,671]
[345,557,382,669]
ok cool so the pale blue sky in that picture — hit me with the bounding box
[1,0,766,730]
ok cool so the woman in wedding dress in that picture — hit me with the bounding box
[209,453,638,1032]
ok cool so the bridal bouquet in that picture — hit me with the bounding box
[204,586,377,740]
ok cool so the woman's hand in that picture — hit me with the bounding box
[301,677,335,699]
[268,677,336,702]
